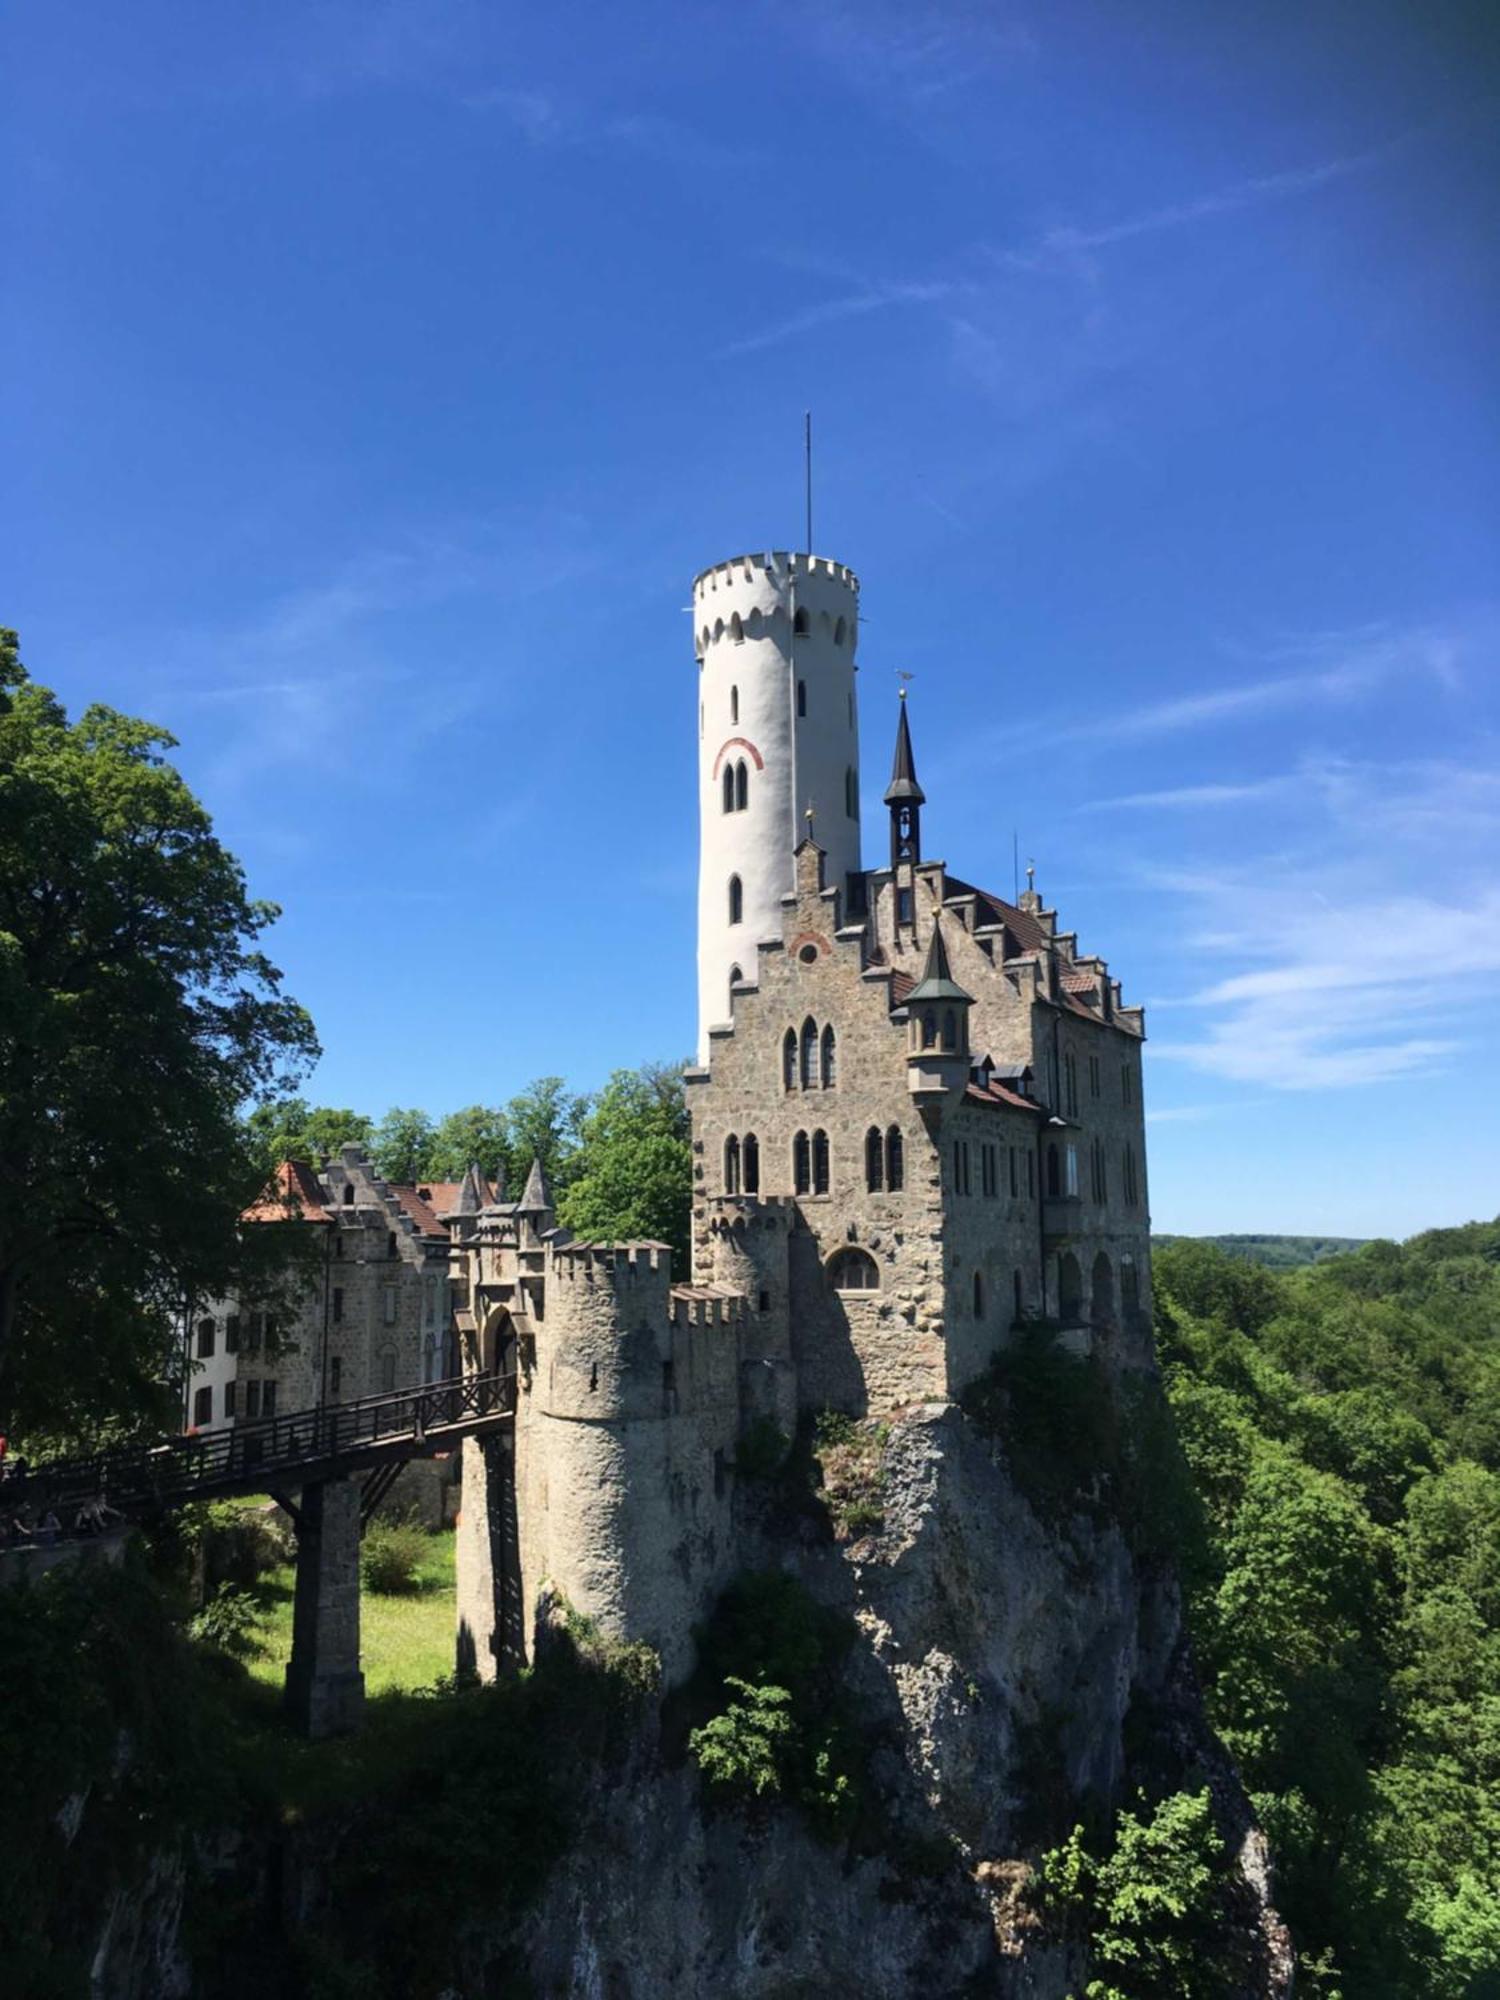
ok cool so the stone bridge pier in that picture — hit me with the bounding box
[283,1476,365,1738]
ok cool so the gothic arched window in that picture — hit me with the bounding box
[865,1126,884,1192]
[724,1134,741,1195]
[793,605,809,636]
[812,1128,830,1194]
[734,760,748,811]
[743,1133,760,1195]
[828,1246,878,1293]
[728,964,741,1012]
[782,1027,797,1091]
[886,1125,904,1191]
[793,1130,811,1195]
[820,1024,837,1088]
[922,1009,937,1049]
[728,875,742,924]
[800,1017,818,1091]
[730,612,744,643]
[722,765,735,814]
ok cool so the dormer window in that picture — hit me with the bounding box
[342,1184,354,1205]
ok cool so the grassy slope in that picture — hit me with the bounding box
[245,1525,457,1695]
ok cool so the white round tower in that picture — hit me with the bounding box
[693,550,862,1061]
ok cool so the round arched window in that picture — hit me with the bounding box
[827,1246,879,1293]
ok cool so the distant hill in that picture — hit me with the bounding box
[1152,1232,1369,1270]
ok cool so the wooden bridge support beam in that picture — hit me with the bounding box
[284,1476,365,1739]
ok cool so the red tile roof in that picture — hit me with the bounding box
[942,876,1051,957]
[390,1183,449,1237]
[244,1159,332,1225]
[965,1080,1044,1116]
[1061,968,1097,994]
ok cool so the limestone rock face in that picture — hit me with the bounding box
[511,1404,1293,1999]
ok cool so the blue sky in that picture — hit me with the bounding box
[3,1,1497,1237]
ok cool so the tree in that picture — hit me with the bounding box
[0,631,317,1435]
[1043,1789,1237,1999]
[244,1097,372,1170]
[427,1104,511,1186]
[505,1076,588,1198]
[557,1063,691,1276]
[370,1106,437,1185]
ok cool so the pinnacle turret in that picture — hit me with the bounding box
[886,692,924,887]
[906,915,971,1006]
[883,693,925,807]
[516,1156,552,1214]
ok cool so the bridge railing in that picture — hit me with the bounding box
[2,1371,515,1515]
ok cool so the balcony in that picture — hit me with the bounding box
[1041,1194,1083,1246]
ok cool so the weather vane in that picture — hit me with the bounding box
[897,669,915,699]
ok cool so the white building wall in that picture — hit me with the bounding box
[693,551,861,1062]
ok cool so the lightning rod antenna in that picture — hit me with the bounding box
[804,410,813,556]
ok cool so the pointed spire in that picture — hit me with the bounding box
[516,1155,552,1214]
[906,915,972,1005]
[884,692,926,807]
[456,1163,484,1214]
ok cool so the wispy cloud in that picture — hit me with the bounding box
[1010,144,1389,268]
[1066,620,1473,747]
[148,512,597,794]
[1151,872,1500,1090]
[1079,778,1290,813]
[773,0,1038,105]
[464,87,756,169]
[720,277,962,358]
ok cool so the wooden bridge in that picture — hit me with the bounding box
[4,1370,514,1522]
[4,1373,514,1739]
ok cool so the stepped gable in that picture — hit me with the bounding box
[940,873,1050,958]
[243,1159,332,1225]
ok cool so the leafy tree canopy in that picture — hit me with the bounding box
[557,1063,692,1276]
[244,1098,372,1172]
[1155,1223,1500,1997]
[0,631,317,1438]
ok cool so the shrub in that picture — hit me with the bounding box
[189,1584,263,1659]
[1041,1787,1237,1999]
[689,1677,795,1798]
[690,1572,863,1831]
[361,1519,429,1595]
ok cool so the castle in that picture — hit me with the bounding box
[182,1153,467,1434]
[453,550,1151,1685]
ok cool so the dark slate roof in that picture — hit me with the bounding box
[883,696,926,806]
[517,1157,553,1213]
[906,916,972,1006]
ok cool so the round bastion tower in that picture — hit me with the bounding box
[693,551,861,1060]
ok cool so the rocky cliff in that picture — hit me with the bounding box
[502,1392,1293,1998]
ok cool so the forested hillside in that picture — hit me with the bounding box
[1154,1234,1368,1270]
[1154,1223,1500,1996]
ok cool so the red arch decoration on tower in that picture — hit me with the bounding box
[712,736,766,778]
